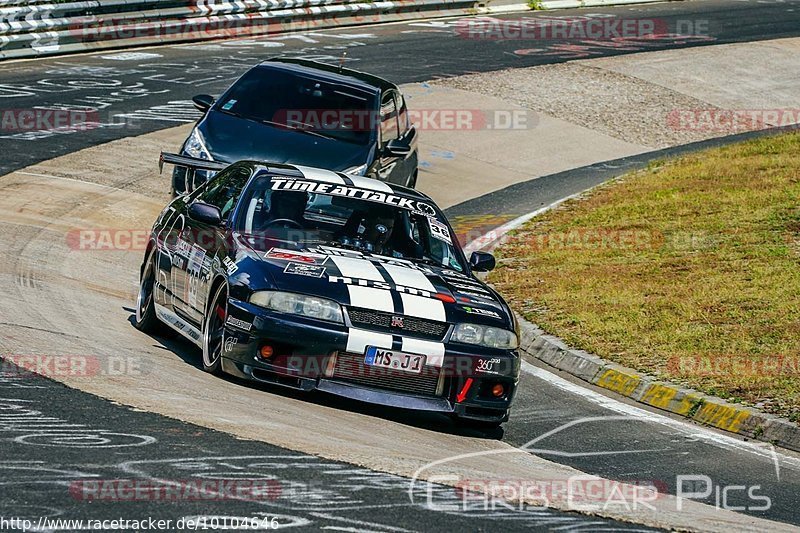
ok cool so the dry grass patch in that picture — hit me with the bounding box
[490,133,800,421]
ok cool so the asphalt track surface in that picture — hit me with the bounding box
[3,0,800,530]
[1,361,653,532]
[2,0,800,176]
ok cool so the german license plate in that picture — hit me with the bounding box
[364,347,426,374]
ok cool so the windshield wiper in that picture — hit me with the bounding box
[220,109,337,140]
[218,108,245,119]
[281,121,337,141]
[407,256,445,269]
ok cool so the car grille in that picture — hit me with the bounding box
[330,352,442,397]
[347,308,449,341]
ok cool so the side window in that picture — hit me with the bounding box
[380,91,399,145]
[197,166,252,220]
[396,93,409,136]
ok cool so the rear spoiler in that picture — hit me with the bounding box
[158,152,229,174]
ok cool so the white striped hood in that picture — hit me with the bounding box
[252,244,511,329]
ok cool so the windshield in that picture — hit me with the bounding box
[233,175,466,272]
[216,67,378,145]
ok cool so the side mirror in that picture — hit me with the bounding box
[469,251,496,272]
[188,201,222,226]
[385,138,411,157]
[192,94,215,113]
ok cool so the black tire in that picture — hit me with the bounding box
[202,283,228,375]
[134,249,163,333]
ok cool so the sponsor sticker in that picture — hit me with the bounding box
[177,239,192,256]
[284,262,326,278]
[440,268,470,279]
[171,254,186,269]
[457,289,494,300]
[328,275,434,298]
[310,245,363,258]
[428,218,453,245]
[187,245,207,309]
[223,256,238,275]
[265,247,326,264]
[475,357,502,375]
[201,255,213,275]
[226,316,253,331]
[224,336,238,352]
[450,282,491,294]
[156,307,201,341]
[271,178,436,216]
[462,306,502,319]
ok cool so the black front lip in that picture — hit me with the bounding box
[221,299,518,420]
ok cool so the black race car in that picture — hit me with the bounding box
[174,57,418,195]
[138,154,519,427]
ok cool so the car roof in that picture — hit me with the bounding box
[233,160,433,204]
[258,57,396,93]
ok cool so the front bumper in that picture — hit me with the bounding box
[221,298,520,422]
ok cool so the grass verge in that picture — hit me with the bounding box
[489,132,800,422]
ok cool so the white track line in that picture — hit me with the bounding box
[463,191,582,255]
[12,171,123,192]
[521,361,800,473]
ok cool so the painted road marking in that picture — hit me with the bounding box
[13,171,123,192]
[520,361,800,473]
[463,191,582,255]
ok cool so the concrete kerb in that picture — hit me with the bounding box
[517,315,800,452]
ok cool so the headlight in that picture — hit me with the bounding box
[184,128,212,160]
[344,163,368,176]
[250,291,343,323]
[452,323,518,349]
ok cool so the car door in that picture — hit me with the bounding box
[375,90,418,186]
[392,92,418,187]
[172,165,252,327]
[375,90,404,185]
[152,202,187,316]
